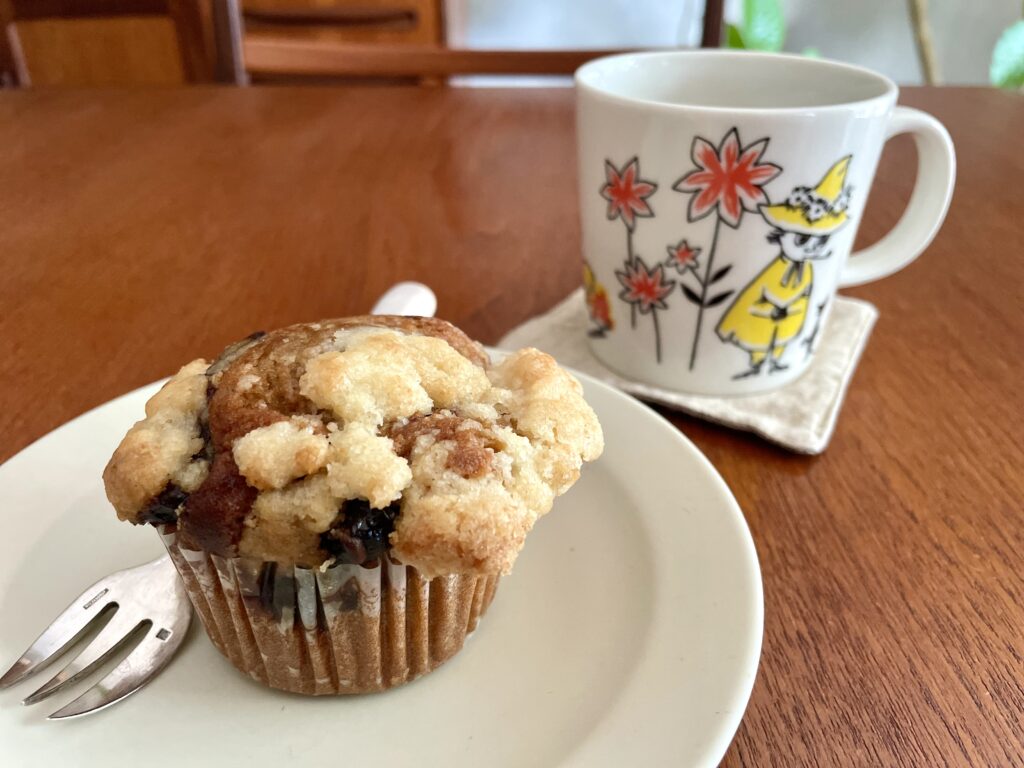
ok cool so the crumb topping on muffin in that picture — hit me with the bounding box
[233,418,329,490]
[103,316,603,576]
[104,358,211,522]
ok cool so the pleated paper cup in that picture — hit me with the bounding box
[158,526,500,695]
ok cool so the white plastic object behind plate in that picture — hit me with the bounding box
[0,371,762,767]
[370,281,437,318]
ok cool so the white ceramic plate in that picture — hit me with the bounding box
[0,371,762,767]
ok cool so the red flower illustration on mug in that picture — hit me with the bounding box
[600,157,658,231]
[616,256,675,314]
[673,128,781,228]
[665,239,702,275]
[615,256,675,362]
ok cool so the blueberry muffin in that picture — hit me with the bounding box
[104,317,603,694]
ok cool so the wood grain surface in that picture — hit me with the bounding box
[0,86,1022,766]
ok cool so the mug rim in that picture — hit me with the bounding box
[575,50,899,114]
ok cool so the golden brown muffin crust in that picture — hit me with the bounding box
[104,316,602,577]
[384,413,501,479]
[186,317,488,553]
[209,316,487,447]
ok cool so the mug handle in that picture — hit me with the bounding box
[839,106,956,288]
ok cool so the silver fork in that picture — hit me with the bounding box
[1,282,438,719]
[0,555,191,719]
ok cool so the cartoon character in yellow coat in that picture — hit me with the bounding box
[716,156,853,378]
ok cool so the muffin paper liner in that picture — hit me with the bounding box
[158,527,500,695]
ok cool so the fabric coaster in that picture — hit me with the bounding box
[498,289,877,454]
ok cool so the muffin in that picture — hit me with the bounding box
[103,316,603,694]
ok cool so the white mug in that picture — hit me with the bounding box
[575,51,955,396]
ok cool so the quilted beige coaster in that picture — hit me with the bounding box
[498,289,877,454]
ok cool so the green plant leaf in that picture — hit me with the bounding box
[741,0,785,52]
[802,46,821,58]
[991,20,1024,89]
[726,23,746,50]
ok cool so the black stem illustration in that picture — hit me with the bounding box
[652,307,662,363]
[688,217,722,371]
[627,228,637,329]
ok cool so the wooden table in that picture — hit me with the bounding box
[1,86,1022,765]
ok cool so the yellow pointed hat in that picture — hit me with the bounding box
[761,155,853,235]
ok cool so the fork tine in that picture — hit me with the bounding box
[22,610,147,705]
[0,581,117,689]
[47,611,191,720]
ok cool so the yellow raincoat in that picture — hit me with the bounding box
[716,255,812,357]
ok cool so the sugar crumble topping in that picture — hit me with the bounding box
[104,320,603,576]
[103,359,210,520]
[232,418,329,490]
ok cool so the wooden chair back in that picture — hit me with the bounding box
[1,0,212,86]
[215,0,725,84]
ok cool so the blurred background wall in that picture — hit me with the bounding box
[447,0,1021,85]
